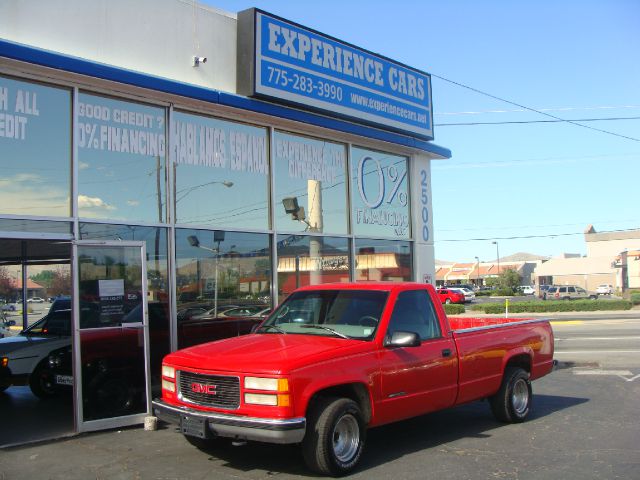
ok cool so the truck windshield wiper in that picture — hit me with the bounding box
[299,324,350,339]
[256,324,287,334]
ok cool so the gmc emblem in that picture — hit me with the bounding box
[191,382,217,395]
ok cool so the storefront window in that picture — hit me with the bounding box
[77,93,166,223]
[172,112,269,230]
[175,229,271,348]
[351,147,410,239]
[354,239,412,282]
[0,76,71,217]
[276,234,350,302]
[274,131,347,234]
[79,222,170,391]
[0,218,71,236]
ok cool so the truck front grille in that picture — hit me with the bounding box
[178,371,240,409]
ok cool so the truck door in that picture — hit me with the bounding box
[377,289,458,425]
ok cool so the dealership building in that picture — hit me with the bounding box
[0,0,450,443]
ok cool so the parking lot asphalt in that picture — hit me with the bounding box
[2,309,638,479]
[2,361,639,479]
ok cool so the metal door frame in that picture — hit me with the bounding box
[72,240,150,433]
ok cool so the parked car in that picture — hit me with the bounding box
[449,284,478,292]
[596,284,614,295]
[217,305,271,318]
[519,286,535,295]
[538,285,552,299]
[449,287,475,303]
[27,297,45,303]
[1,303,17,312]
[546,285,597,300]
[436,288,466,304]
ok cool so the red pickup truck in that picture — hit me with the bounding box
[153,282,554,476]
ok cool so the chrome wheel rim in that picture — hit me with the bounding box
[332,414,360,463]
[512,378,529,414]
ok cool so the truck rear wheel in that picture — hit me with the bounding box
[302,396,366,476]
[489,367,531,423]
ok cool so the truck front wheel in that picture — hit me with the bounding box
[302,396,366,476]
[489,367,532,423]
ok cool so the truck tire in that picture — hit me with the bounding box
[29,360,57,399]
[302,396,366,476]
[489,367,531,423]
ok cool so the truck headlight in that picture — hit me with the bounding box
[244,376,288,391]
[244,393,278,406]
[244,393,290,406]
[162,379,175,392]
[1,357,7,368]
[162,365,175,379]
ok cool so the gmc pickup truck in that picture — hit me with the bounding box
[153,282,554,476]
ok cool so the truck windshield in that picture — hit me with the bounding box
[259,290,388,340]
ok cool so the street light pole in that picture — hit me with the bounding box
[474,256,480,286]
[492,241,500,275]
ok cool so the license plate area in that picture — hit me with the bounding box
[181,415,208,439]
[55,375,73,386]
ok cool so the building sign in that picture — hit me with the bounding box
[237,9,433,139]
[351,147,410,239]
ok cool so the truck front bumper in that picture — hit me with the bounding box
[152,398,306,444]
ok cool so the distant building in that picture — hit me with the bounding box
[436,260,539,287]
[8,278,46,301]
[535,225,640,291]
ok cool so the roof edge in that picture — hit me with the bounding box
[0,38,451,158]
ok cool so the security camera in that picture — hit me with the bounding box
[193,56,207,66]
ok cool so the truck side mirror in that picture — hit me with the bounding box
[383,331,421,348]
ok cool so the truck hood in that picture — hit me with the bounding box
[0,334,69,355]
[166,333,372,375]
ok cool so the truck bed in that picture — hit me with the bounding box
[447,316,554,405]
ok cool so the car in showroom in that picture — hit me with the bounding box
[596,284,614,295]
[436,287,466,304]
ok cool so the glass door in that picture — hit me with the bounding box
[73,241,150,431]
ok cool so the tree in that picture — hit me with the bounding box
[30,270,55,288]
[49,267,71,297]
[0,267,13,300]
[498,269,521,291]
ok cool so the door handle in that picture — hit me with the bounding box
[442,348,452,357]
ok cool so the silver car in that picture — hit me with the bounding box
[545,285,597,300]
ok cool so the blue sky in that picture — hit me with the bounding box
[205,0,640,262]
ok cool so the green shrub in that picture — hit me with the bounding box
[476,299,632,314]
[474,290,493,297]
[492,288,516,296]
[630,293,640,305]
[443,304,465,315]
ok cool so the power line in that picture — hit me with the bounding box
[431,73,640,142]
[436,116,640,127]
[436,105,640,116]
[435,227,639,243]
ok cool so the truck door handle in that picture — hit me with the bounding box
[442,349,452,357]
